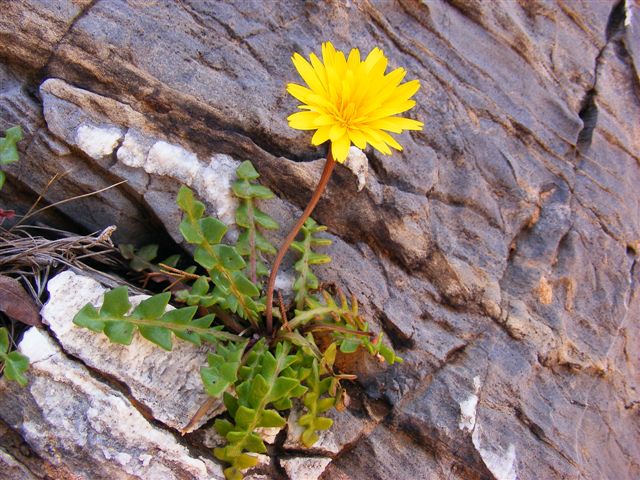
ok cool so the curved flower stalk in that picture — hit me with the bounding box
[265,41,423,330]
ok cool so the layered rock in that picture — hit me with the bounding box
[1,1,639,479]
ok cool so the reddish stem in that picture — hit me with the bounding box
[265,151,337,333]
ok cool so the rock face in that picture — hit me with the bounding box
[1,1,639,479]
[0,328,224,480]
[41,271,222,432]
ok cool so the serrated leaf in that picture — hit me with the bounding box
[314,417,333,430]
[4,350,29,386]
[248,374,269,409]
[270,377,299,401]
[259,409,286,428]
[235,406,258,429]
[138,325,172,351]
[177,186,205,219]
[213,245,245,270]
[243,433,267,453]
[272,397,293,410]
[132,292,170,319]
[0,126,22,165]
[73,304,105,332]
[255,231,276,254]
[236,160,260,180]
[161,306,197,325]
[104,321,135,345]
[301,429,319,447]
[224,392,239,416]
[179,219,203,244]
[194,246,216,269]
[339,338,360,353]
[215,418,234,437]
[101,286,131,317]
[233,272,259,297]
[200,216,227,244]
[234,453,259,469]
[317,397,335,413]
[254,209,279,230]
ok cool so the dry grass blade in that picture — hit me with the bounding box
[0,225,119,273]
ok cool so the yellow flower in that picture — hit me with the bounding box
[287,41,423,163]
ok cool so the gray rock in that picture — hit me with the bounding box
[40,270,221,432]
[281,456,332,480]
[1,1,639,478]
[0,448,37,480]
[0,328,224,479]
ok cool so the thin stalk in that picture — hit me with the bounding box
[265,152,336,333]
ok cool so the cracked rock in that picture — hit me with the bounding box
[0,328,224,480]
[41,270,221,432]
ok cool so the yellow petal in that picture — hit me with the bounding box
[329,124,347,141]
[365,99,417,120]
[292,53,326,94]
[347,48,361,71]
[331,134,351,162]
[347,128,368,149]
[376,130,403,151]
[312,126,332,146]
[288,111,321,130]
[367,116,424,133]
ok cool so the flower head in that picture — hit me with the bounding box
[287,41,423,163]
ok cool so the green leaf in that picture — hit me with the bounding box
[248,374,269,409]
[235,203,251,228]
[301,429,319,447]
[213,245,245,270]
[73,304,105,332]
[270,377,299,401]
[161,306,197,325]
[255,231,276,254]
[0,126,23,165]
[254,210,279,230]
[0,171,5,190]
[235,406,258,429]
[177,186,205,219]
[236,160,260,180]
[234,453,259,469]
[233,272,260,297]
[194,246,217,269]
[200,217,227,244]
[234,181,274,200]
[201,342,245,398]
[138,326,172,350]
[137,244,158,261]
[132,293,170,319]
[323,343,337,369]
[104,321,135,345]
[215,418,234,437]
[339,338,360,353]
[243,433,267,453]
[259,409,286,428]
[179,219,203,244]
[4,350,29,386]
[0,327,9,353]
[101,286,131,317]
